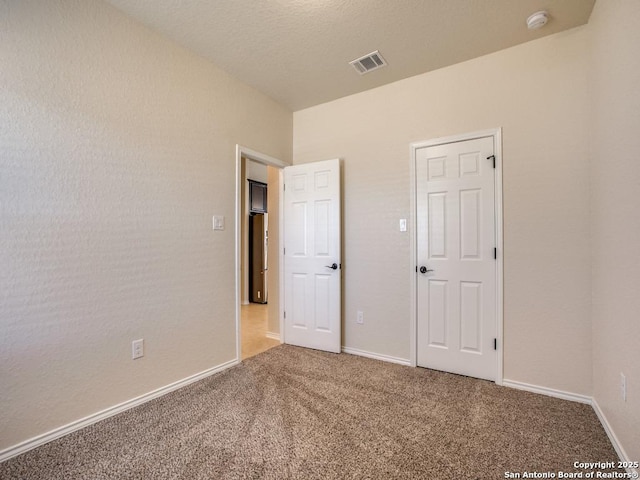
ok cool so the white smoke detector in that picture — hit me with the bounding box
[526,11,549,30]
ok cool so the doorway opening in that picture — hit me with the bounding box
[235,146,287,361]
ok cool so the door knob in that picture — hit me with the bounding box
[326,263,338,270]
[419,266,434,274]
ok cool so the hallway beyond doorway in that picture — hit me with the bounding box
[241,303,279,360]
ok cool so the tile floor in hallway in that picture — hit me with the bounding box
[241,303,280,360]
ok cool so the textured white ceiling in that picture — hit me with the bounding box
[105,0,595,111]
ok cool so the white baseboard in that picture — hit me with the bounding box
[592,398,637,476]
[342,346,411,366]
[266,332,280,341]
[502,379,592,404]
[0,358,239,463]
[499,380,638,473]
[2,357,635,477]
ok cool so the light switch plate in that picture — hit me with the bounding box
[132,339,144,360]
[399,219,407,232]
[213,215,225,231]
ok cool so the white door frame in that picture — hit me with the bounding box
[409,128,504,385]
[235,145,288,362]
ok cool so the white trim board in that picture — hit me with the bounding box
[502,379,591,404]
[504,380,635,474]
[2,352,634,473]
[0,358,238,463]
[592,399,638,477]
[266,332,281,342]
[342,346,411,366]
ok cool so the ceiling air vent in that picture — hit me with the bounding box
[349,50,387,75]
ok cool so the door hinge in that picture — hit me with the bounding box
[283,183,286,191]
[494,338,497,350]
[415,266,418,273]
[283,247,286,255]
[493,247,497,259]
[284,311,286,319]
[487,155,496,168]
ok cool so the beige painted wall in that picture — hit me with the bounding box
[0,0,292,451]
[294,27,592,394]
[589,0,640,461]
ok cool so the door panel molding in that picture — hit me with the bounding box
[409,129,503,385]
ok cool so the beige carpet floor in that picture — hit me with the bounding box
[0,345,619,479]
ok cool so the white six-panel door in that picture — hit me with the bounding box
[283,159,341,353]
[416,136,497,381]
